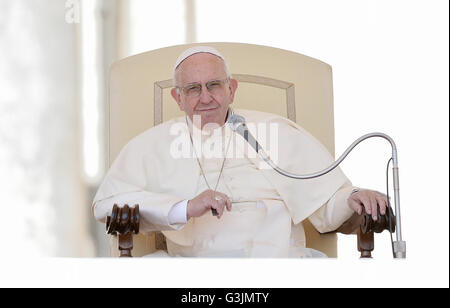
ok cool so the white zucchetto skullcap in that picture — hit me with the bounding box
[173,46,225,72]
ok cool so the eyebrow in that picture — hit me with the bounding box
[184,82,200,87]
[183,78,224,86]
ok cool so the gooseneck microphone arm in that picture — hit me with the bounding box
[227,114,406,258]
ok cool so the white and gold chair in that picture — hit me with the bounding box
[106,42,378,257]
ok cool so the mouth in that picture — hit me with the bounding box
[195,107,219,112]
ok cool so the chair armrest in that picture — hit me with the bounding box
[336,206,395,258]
[106,204,140,257]
[337,206,395,235]
[105,204,395,258]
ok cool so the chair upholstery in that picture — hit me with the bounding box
[108,42,338,257]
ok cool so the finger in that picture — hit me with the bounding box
[210,199,220,217]
[215,191,229,201]
[348,198,363,215]
[369,195,378,220]
[218,200,226,218]
[212,199,225,218]
[225,197,232,211]
[376,195,387,215]
[218,201,225,218]
[357,194,372,215]
[375,191,390,207]
[213,192,231,213]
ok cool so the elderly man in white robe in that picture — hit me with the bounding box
[92,46,389,257]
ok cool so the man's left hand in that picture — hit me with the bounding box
[347,189,389,221]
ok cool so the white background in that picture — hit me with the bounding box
[1,0,448,288]
[194,0,449,286]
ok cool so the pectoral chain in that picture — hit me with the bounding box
[185,116,233,195]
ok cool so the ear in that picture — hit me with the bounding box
[228,78,238,104]
[171,88,184,111]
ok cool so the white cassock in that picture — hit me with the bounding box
[92,109,356,257]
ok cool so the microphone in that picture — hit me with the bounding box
[227,114,262,155]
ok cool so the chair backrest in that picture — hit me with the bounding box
[108,42,338,257]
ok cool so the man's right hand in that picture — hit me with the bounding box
[187,190,232,220]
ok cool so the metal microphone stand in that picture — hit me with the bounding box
[229,116,406,258]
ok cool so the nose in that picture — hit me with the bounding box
[198,84,213,104]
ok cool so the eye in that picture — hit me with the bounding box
[186,85,198,91]
[184,84,201,95]
[207,81,222,89]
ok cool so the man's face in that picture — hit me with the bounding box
[171,53,238,128]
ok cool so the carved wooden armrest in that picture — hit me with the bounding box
[106,204,140,257]
[336,206,396,258]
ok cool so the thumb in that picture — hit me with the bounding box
[348,198,363,215]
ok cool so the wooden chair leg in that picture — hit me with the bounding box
[118,233,133,257]
[357,230,374,258]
